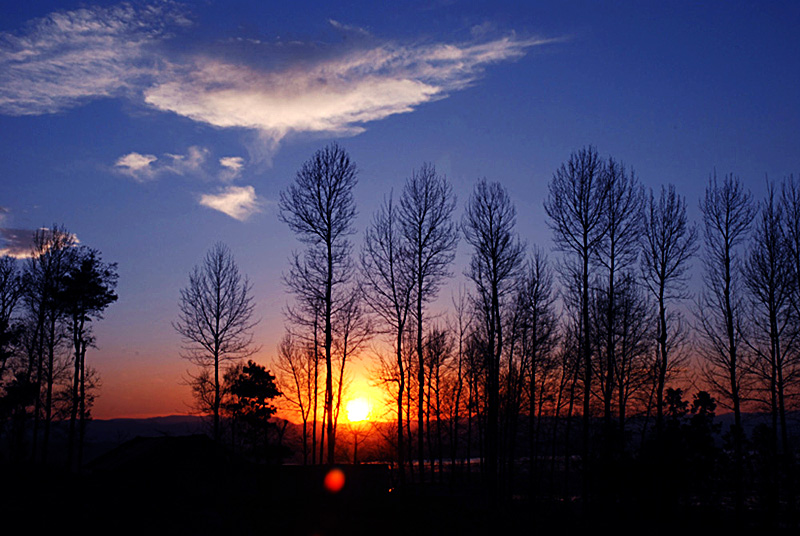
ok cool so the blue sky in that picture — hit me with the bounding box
[1,0,798,418]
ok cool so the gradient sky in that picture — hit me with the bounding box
[1,0,798,419]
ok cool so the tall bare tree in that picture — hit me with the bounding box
[398,163,458,480]
[640,184,698,431]
[743,182,797,459]
[595,157,643,428]
[463,179,524,491]
[360,192,414,479]
[23,225,76,463]
[783,175,800,322]
[447,285,473,476]
[0,256,23,381]
[174,242,258,441]
[515,248,558,482]
[280,142,358,464]
[696,172,754,511]
[545,147,609,483]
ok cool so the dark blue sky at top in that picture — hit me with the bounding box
[1,0,798,417]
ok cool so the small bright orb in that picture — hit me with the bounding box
[346,397,370,423]
[324,468,346,493]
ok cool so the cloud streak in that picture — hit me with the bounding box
[115,152,158,181]
[219,156,244,181]
[115,146,214,182]
[144,34,548,145]
[2,3,553,163]
[0,1,189,115]
[199,186,262,221]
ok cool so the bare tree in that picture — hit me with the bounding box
[515,248,559,482]
[275,333,314,464]
[424,325,452,481]
[0,255,23,380]
[545,147,609,482]
[595,157,643,427]
[398,163,459,480]
[280,142,358,464]
[640,184,698,431]
[743,181,798,460]
[783,175,800,321]
[463,179,525,490]
[608,272,653,434]
[360,192,414,479]
[446,285,473,476]
[696,172,754,511]
[174,242,258,441]
[331,284,372,441]
[23,225,76,463]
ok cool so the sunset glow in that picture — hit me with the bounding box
[346,397,370,423]
[2,2,798,532]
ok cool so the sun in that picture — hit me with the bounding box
[346,397,370,423]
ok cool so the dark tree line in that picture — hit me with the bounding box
[0,225,117,470]
[270,143,800,524]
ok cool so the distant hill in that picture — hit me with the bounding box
[78,409,800,466]
[87,415,206,442]
[82,415,207,463]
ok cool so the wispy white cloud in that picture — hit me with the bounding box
[163,146,208,175]
[115,152,158,181]
[1,3,553,157]
[219,156,244,171]
[198,185,262,221]
[219,156,244,181]
[114,146,209,181]
[0,2,189,115]
[329,19,371,37]
[144,34,548,147]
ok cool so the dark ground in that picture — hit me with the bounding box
[2,459,790,536]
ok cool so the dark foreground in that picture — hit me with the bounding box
[2,468,790,535]
[2,435,797,535]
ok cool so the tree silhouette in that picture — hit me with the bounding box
[545,147,609,495]
[463,179,524,491]
[22,225,77,463]
[227,360,282,462]
[743,181,797,477]
[280,142,358,464]
[398,163,458,480]
[640,184,697,432]
[174,242,258,442]
[696,171,754,513]
[59,246,118,470]
[361,192,414,480]
[595,157,643,429]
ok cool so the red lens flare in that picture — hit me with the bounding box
[324,468,346,493]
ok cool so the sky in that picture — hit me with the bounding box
[1,0,798,419]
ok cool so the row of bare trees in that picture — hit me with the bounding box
[0,225,118,469]
[272,143,799,507]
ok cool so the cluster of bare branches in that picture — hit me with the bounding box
[146,140,797,518]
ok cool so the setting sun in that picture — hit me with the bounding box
[346,397,370,423]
